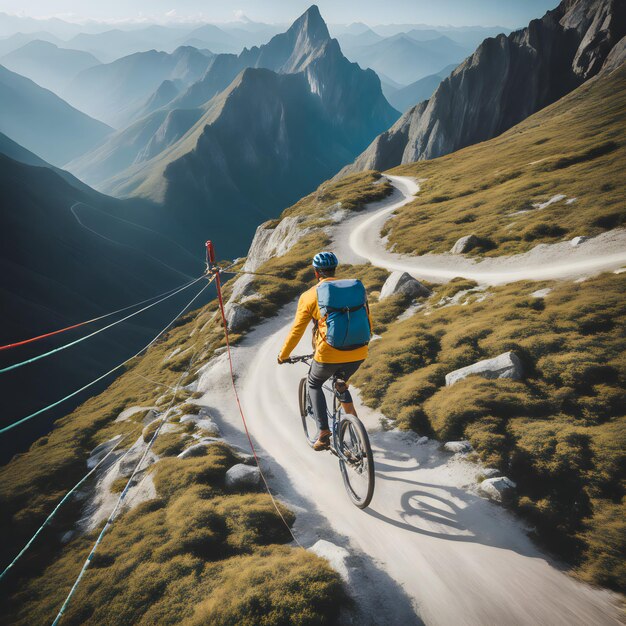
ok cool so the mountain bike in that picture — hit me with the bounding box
[286,354,375,509]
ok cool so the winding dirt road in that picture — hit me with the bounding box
[337,175,626,284]
[197,177,625,624]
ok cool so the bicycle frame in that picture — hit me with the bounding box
[288,353,375,508]
[289,354,354,465]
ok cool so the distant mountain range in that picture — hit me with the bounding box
[0,64,111,166]
[0,31,64,56]
[63,46,214,128]
[0,39,101,95]
[342,0,626,175]
[340,32,470,85]
[0,17,283,63]
[385,64,458,112]
[66,6,398,261]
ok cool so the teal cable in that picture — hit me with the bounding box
[0,278,212,434]
[0,275,204,374]
[0,435,131,581]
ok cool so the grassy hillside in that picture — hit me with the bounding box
[0,170,389,624]
[2,59,624,625]
[383,65,626,256]
[352,273,625,590]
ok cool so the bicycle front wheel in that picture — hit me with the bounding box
[298,377,318,447]
[338,414,375,508]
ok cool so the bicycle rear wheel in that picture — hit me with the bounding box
[298,377,318,447]
[338,414,375,508]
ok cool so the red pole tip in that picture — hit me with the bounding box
[205,240,215,263]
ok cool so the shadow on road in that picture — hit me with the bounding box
[367,472,544,560]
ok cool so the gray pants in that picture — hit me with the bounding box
[307,359,364,430]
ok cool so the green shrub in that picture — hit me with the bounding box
[435,278,479,301]
[522,223,567,241]
[152,433,193,457]
[2,440,342,626]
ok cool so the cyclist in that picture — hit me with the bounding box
[277,251,371,450]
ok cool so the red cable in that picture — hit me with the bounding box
[0,276,202,352]
[0,320,93,352]
[213,270,302,548]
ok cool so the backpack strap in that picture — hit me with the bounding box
[323,304,366,314]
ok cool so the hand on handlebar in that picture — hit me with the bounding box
[280,354,314,364]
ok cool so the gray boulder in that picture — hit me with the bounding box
[450,235,479,254]
[478,476,516,502]
[177,438,221,459]
[379,271,430,300]
[480,468,501,479]
[570,236,589,247]
[225,463,262,491]
[444,441,472,453]
[445,351,524,386]
[225,303,255,333]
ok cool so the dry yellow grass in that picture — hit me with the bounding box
[384,66,626,256]
[352,272,625,589]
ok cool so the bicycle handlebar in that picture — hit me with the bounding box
[284,354,314,364]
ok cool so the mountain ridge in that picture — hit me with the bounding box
[0,39,100,94]
[0,63,111,166]
[341,0,626,175]
[67,6,398,264]
[63,45,215,127]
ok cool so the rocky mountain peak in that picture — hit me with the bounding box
[559,0,626,78]
[342,0,625,176]
[262,5,332,74]
[289,5,330,43]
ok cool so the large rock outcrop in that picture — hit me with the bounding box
[445,352,524,386]
[342,0,626,174]
[379,271,430,300]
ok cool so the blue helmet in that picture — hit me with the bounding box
[312,251,338,270]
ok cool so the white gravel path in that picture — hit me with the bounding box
[333,175,626,284]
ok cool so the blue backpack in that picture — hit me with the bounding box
[316,279,371,350]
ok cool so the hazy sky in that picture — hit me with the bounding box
[1,1,559,28]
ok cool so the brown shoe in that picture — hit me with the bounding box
[313,429,331,451]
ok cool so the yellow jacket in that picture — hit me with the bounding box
[279,278,371,364]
